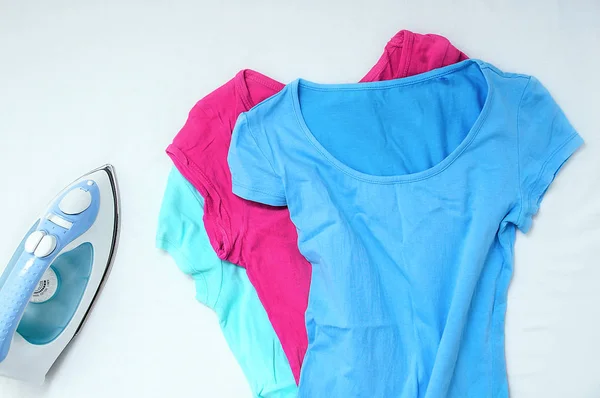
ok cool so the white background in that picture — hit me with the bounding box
[1,1,599,397]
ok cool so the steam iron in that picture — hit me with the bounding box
[0,164,119,384]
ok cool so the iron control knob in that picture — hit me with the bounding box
[24,231,45,253]
[34,235,57,258]
[58,187,92,215]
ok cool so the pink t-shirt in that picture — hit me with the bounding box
[167,30,467,382]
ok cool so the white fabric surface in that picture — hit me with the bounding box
[0,1,599,397]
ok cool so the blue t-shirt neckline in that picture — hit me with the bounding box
[290,59,494,184]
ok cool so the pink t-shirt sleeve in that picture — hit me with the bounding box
[166,80,240,260]
[167,74,283,263]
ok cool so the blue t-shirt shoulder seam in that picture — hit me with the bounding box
[479,63,531,81]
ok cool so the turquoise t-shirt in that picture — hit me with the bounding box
[228,60,583,397]
[156,168,297,398]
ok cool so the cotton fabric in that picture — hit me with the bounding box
[166,30,467,381]
[156,168,297,398]
[228,59,583,397]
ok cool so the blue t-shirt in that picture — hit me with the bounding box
[156,168,297,398]
[228,59,583,397]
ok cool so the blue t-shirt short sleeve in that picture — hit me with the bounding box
[227,60,583,397]
[516,76,582,232]
[229,113,286,206]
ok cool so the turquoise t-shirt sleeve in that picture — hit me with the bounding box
[516,76,584,233]
[228,113,286,206]
[156,168,298,398]
[155,168,223,307]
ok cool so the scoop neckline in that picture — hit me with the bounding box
[290,59,493,184]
